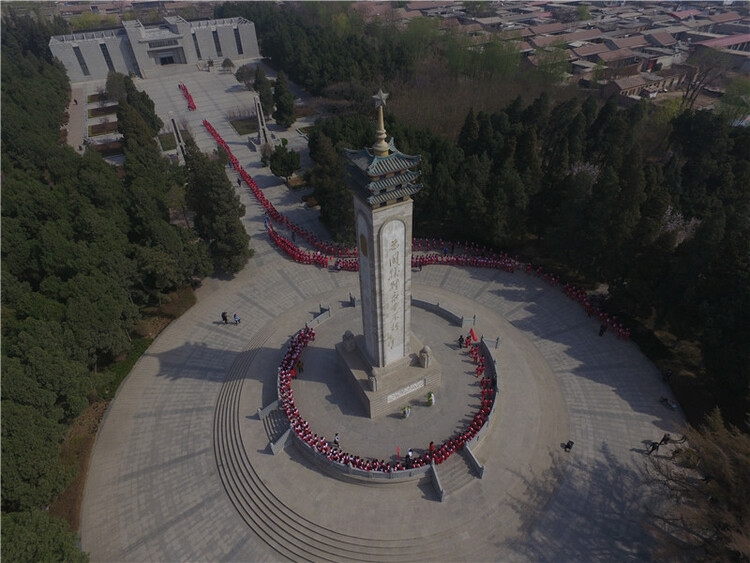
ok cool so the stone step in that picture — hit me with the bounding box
[212,342,499,561]
[434,450,479,496]
[262,408,289,443]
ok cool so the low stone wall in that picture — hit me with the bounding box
[277,294,499,487]
[411,297,465,326]
[291,433,432,483]
[467,338,499,452]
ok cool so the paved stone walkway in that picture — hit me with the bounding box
[79,65,685,562]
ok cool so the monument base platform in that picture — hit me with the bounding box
[336,332,442,418]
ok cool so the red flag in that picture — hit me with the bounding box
[470,328,477,341]
[396,447,400,460]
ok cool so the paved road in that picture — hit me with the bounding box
[79,65,685,562]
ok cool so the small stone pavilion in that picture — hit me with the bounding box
[337,89,442,418]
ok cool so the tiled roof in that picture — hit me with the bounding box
[670,9,702,20]
[610,35,648,49]
[532,28,601,48]
[573,43,610,57]
[366,184,423,206]
[709,12,741,24]
[366,170,421,193]
[406,1,452,11]
[598,48,635,62]
[646,31,677,47]
[695,33,750,48]
[614,75,647,90]
[343,141,422,177]
[529,22,565,35]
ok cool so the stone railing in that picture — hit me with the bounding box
[411,297,476,328]
[291,432,433,484]
[265,294,498,492]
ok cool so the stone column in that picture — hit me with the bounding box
[354,197,414,368]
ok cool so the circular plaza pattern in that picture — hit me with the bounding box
[79,68,685,562]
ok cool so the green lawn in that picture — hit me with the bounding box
[159,132,177,151]
[229,117,258,136]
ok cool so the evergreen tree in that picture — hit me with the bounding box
[515,127,543,202]
[306,133,353,243]
[184,140,252,274]
[269,143,301,182]
[457,108,479,157]
[1,402,71,512]
[1,511,88,563]
[272,70,296,128]
[253,67,274,117]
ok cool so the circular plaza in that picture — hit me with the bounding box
[79,67,684,562]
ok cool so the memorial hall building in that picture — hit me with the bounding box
[49,16,259,82]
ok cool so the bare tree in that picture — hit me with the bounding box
[642,408,750,561]
[260,142,274,167]
[681,48,730,111]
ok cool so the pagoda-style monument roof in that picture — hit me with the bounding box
[344,139,422,177]
[344,89,423,207]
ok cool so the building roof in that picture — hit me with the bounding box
[475,16,505,26]
[646,31,677,47]
[531,28,601,48]
[695,33,750,49]
[405,1,452,11]
[609,35,648,49]
[573,43,610,57]
[572,59,599,70]
[709,12,741,24]
[598,48,635,62]
[529,22,565,35]
[51,16,251,44]
[614,75,648,90]
[670,9,702,20]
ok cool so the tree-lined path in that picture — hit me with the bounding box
[80,67,684,561]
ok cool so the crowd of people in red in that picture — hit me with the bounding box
[410,236,632,339]
[203,120,359,270]
[178,82,196,111]
[202,123,633,342]
[267,224,331,267]
[276,324,496,473]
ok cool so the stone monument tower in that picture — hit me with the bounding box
[338,90,441,418]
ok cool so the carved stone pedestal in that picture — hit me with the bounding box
[336,332,442,418]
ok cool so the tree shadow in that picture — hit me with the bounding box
[504,442,656,561]
[436,264,684,432]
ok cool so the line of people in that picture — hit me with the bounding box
[412,253,517,273]
[277,323,496,473]
[267,224,332,267]
[178,82,196,111]
[203,120,358,261]
[203,121,632,344]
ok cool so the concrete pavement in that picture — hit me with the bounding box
[79,65,685,562]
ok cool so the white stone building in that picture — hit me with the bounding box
[49,16,259,82]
